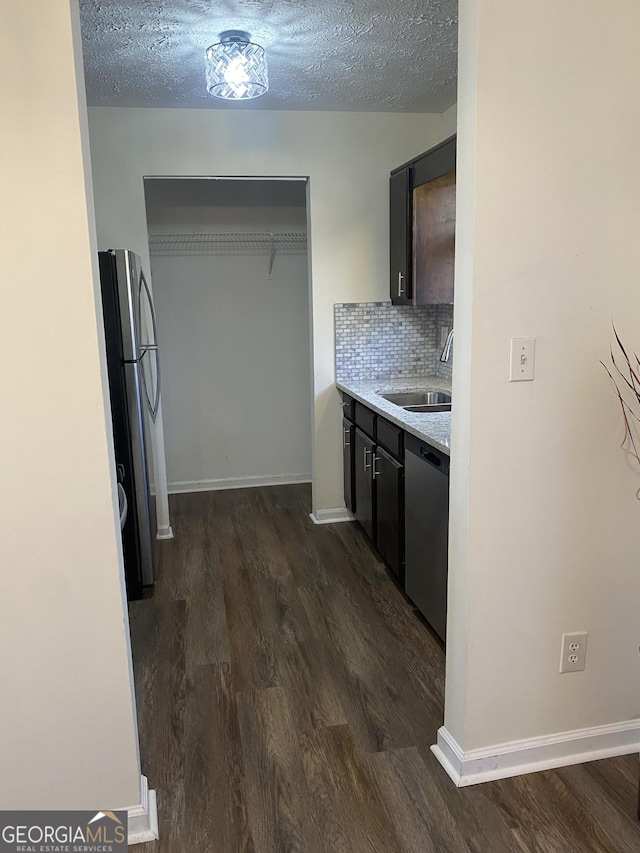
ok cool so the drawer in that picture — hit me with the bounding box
[376,416,404,460]
[340,392,355,422]
[354,401,376,439]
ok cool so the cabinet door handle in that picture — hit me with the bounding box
[373,454,381,478]
[343,427,350,448]
[398,272,405,296]
[363,446,372,471]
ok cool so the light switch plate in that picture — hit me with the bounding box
[509,337,535,381]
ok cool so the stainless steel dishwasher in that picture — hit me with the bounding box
[404,434,450,643]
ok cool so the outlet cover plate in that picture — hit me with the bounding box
[560,631,588,673]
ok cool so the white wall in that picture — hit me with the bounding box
[87,108,454,512]
[145,188,312,491]
[441,103,457,139]
[446,0,640,763]
[0,1,140,809]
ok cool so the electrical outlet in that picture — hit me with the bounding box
[559,632,588,673]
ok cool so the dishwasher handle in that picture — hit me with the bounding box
[420,448,442,467]
[406,433,450,476]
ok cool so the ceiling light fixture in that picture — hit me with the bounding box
[205,30,268,101]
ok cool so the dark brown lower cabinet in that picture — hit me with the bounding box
[354,427,375,541]
[374,445,404,582]
[342,417,355,513]
[344,403,405,580]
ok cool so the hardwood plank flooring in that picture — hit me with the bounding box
[367,747,477,853]
[184,664,253,853]
[237,686,323,853]
[128,598,186,785]
[299,724,401,852]
[149,783,184,853]
[184,549,231,666]
[131,485,640,852]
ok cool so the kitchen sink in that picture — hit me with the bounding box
[380,390,451,412]
[402,403,451,413]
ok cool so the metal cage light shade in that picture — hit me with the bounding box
[205,30,268,100]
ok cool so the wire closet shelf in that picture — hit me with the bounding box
[147,231,307,279]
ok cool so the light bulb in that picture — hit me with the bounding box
[224,56,250,97]
[205,31,268,100]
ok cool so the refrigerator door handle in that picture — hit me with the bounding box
[123,361,155,586]
[138,270,159,348]
[150,345,161,423]
[139,347,161,424]
[138,270,161,423]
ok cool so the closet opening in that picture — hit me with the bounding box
[142,176,313,499]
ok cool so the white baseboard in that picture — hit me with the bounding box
[167,473,311,494]
[125,775,159,846]
[156,524,174,540]
[309,508,355,524]
[431,719,640,787]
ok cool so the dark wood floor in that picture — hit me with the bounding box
[130,485,640,852]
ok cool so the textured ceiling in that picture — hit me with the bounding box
[79,0,457,112]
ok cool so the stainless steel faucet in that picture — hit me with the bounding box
[440,328,454,362]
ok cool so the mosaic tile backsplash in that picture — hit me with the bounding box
[335,301,453,381]
[434,303,454,382]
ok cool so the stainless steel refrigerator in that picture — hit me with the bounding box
[99,249,161,599]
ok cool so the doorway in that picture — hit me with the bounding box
[142,177,313,496]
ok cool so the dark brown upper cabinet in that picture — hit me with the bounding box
[390,135,456,306]
[389,168,413,304]
[413,170,456,304]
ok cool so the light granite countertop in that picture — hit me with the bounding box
[336,375,452,456]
